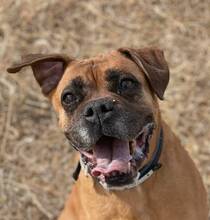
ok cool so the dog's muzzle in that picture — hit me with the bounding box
[72,123,163,190]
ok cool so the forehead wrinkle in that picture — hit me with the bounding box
[76,61,96,89]
[80,59,103,89]
[90,60,97,86]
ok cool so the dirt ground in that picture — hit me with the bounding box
[0,0,209,219]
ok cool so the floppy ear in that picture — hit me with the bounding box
[7,54,73,96]
[118,47,169,100]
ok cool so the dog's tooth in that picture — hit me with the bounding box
[133,147,145,160]
[147,134,152,141]
[99,174,106,183]
[130,140,136,155]
[111,171,117,176]
[127,162,131,173]
[142,131,148,143]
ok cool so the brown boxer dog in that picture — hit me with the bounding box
[7,48,209,220]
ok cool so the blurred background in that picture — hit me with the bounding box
[0,0,209,219]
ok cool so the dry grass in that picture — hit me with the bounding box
[0,0,209,219]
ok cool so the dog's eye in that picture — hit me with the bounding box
[119,78,136,91]
[62,92,77,105]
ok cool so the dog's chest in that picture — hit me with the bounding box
[78,179,152,220]
[83,199,151,220]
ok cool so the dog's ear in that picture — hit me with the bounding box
[7,54,73,96]
[118,47,169,100]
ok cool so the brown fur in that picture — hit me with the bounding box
[7,48,209,220]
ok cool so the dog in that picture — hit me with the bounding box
[7,47,209,220]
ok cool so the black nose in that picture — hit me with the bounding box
[83,98,115,123]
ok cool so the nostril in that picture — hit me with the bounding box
[101,104,109,113]
[84,107,94,117]
[101,103,113,113]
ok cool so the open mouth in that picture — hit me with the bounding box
[79,123,155,187]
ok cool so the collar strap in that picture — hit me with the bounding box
[72,128,163,190]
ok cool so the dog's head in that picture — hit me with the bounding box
[7,48,169,188]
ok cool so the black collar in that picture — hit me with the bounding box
[137,127,163,181]
[72,128,163,187]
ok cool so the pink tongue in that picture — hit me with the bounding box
[91,138,131,177]
[91,138,112,176]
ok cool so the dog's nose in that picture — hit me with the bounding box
[83,98,115,123]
